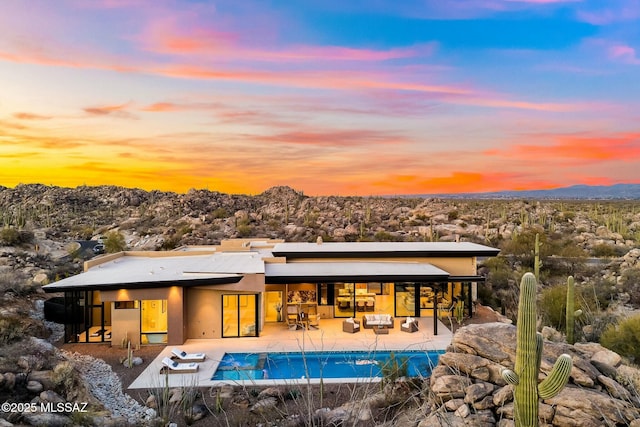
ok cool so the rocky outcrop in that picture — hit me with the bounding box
[422,323,640,426]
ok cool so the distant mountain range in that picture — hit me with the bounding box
[412,183,640,200]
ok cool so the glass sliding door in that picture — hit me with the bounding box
[394,283,416,317]
[222,294,258,338]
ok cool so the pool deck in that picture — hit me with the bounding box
[128,317,452,389]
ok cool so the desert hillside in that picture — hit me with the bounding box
[1,184,640,426]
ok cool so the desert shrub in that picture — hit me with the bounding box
[582,311,620,343]
[236,224,254,237]
[582,277,616,311]
[500,227,548,269]
[618,269,640,306]
[104,231,126,253]
[539,284,568,332]
[591,243,621,258]
[539,279,615,338]
[600,315,640,363]
[0,228,20,245]
[0,316,24,345]
[160,236,181,250]
[211,208,228,219]
[0,228,33,246]
[483,257,512,289]
[381,352,409,386]
[52,361,77,393]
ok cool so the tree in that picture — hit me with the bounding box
[104,231,126,253]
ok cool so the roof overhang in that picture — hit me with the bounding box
[271,242,500,259]
[265,262,450,284]
[43,274,243,293]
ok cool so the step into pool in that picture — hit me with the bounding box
[212,350,443,381]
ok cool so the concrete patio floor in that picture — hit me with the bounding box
[128,317,452,389]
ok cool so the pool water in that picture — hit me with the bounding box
[212,350,443,381]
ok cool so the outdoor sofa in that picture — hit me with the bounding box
[362,314,394,329]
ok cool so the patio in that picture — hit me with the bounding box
[128,317,452,389]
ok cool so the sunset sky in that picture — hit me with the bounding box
[1,0,639,196]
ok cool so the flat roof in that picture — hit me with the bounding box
[265,261,450,283]
[271,241,500,259]
[42,252,265,292]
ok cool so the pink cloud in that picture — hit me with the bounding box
[135,12,434,63]
[576,1,640,25]
[608,44,640,64]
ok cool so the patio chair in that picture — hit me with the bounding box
[342,318,360,333]
[161,357,199,374]
[356,300,366,312]
[286,305,303,330]
[308,313,321,329]
[365,299,375,312]
[400,317,419,333]
[171,348,206,362]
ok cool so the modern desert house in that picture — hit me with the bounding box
[43,238,499,347]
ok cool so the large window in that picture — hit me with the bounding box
[395,284,416,317]
[141,300,167,344]
[222,294,258,338]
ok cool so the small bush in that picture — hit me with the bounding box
[104,231,127,253]
[600,315,640,363]
[591,243,620,258]
[380,352,409,386]
[0,316,24,345]
[0,228,33,246]
[539,279,615,338]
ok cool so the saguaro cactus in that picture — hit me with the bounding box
[534,233,542,281]
[565,276,582,345]
[501,272,573,427]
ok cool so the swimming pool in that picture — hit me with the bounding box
[212,350,443,381]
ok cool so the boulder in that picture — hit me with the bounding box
[250,396,278,413]
[430,375,473,401]
[591,349,622,367]
[26,380,44,393]
[427,323,640,426]
[21,412,72,427]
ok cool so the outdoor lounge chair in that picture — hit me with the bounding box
[171,348,206,362]
[161,357,199,374]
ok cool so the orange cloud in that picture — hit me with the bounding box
[488,131,640,163]
[84,103,137,119]
[13,112,52,120]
